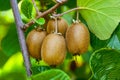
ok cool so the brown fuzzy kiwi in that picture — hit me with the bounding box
[66,22,90,55]
[47,18,68,35]
[41,33,66,66]
[26,29,47,59]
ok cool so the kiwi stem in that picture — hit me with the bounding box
[76,10,79,21]
[55,18,58,33]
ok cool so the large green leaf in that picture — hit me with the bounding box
[1,24,20,57]
[32,69,71,80]
[77,0,120,40]
[90,48,120,80]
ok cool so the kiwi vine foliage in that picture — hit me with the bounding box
[0,0,120,80]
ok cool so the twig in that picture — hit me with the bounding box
[10,0,31,76]
[23,0,67,30]
[32,0,40,16]
[55,7,84,17]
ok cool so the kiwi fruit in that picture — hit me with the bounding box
[41,33,66,66]
[66,22,90,55]
[47,18,68,35]
[26,29,47,59]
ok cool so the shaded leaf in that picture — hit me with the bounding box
[0,0,20,11]
[0,51,8,68]
[107,34,120,51]
[116,24,120,41]
[90,48,120,80]
[77,0,120,40]
[31,66,50,75]
[21,0,33,19]
[32,69,71,80]
[1,24,20,57]
[90,32,110,50]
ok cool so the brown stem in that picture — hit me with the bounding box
[55,18,58,33]
[23,0,67,30]
[32,0,40,16]
[55,7,85,17]
[10,0,31,76]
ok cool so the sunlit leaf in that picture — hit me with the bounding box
[90,48,120,80]
[34,18,45,25]
[32,69,71,80]
[77,0,120,40]
[2,52,24,73]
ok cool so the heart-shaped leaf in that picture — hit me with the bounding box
[32,69,70,80]
[90,48,120,80]
[77,0,120,40]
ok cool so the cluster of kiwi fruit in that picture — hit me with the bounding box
[26,16,90,66]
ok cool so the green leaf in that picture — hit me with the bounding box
[107,34,120,51]
[0,51,9,68]
[90,33,110,50]
[1,24,20,57]
[32,69,71,80]
[31,66,50,75]
[0,0,11,11]
[90,48,120,80]
[21,0,33,19]
[1,72,26,80]
[77,0,120,40]
[116,24,120,41]
[0,0,20,11]
[34,18,45,25]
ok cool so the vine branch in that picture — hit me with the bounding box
[55,7,84,17]
[23,0,67,30]
[32,0,40,16]
[10,0,31,76]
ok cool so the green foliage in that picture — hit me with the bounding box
[0,51,8,68]
[90,48,120,80]
[77,0,120,40]
[107,34,120,51]
[90,23,120,51]
[31,66,50,75]
[0,0,11,11]
[32,69,71,80]
[0,0,20,11]
[1,24,20,57]
[90,33,110,50]
[1,0,120,80]
[21,0,33,19]
[34,18,45,25]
